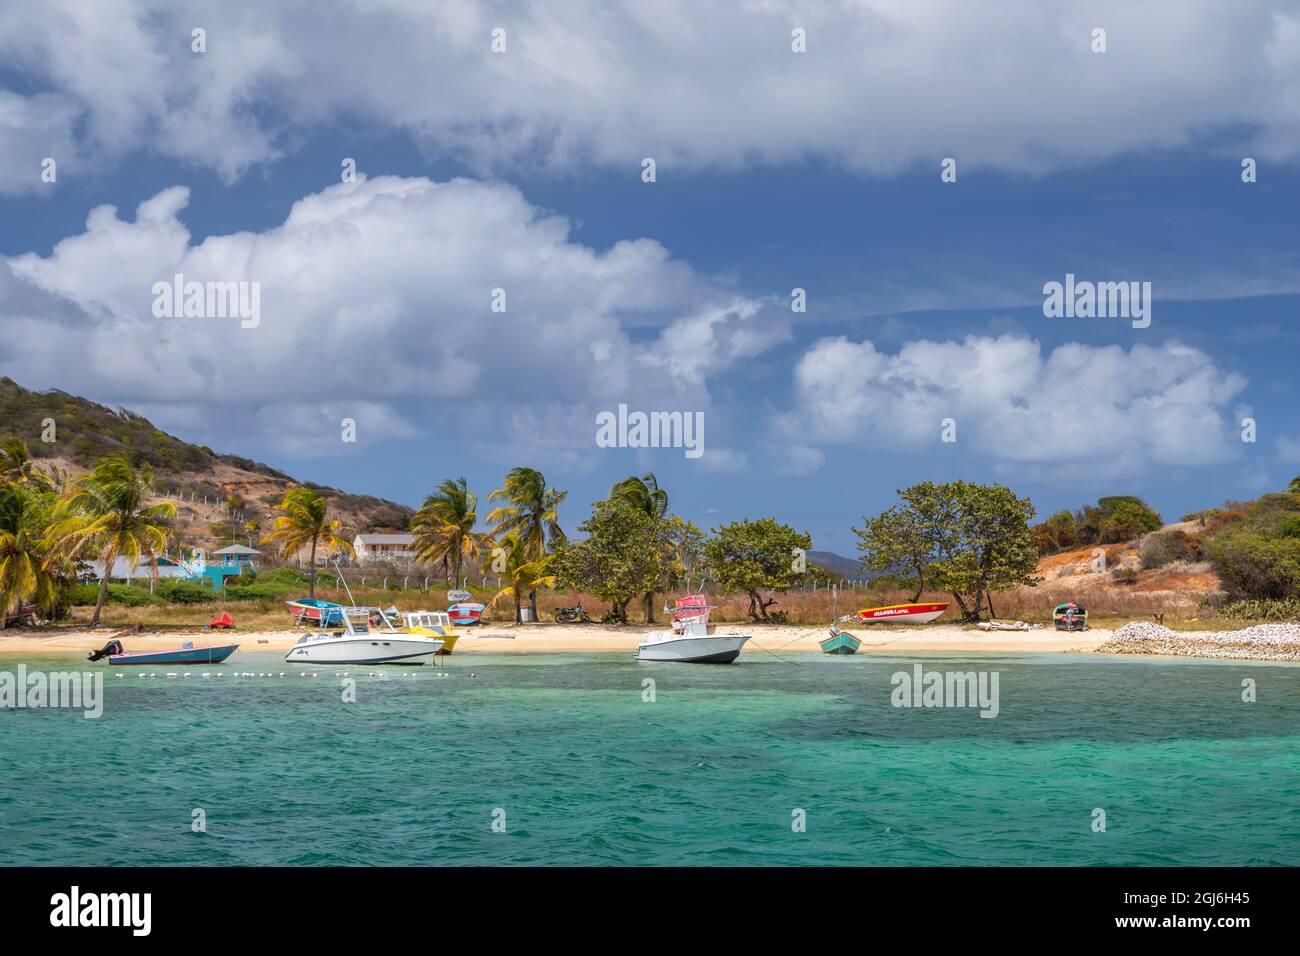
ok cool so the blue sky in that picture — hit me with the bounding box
[2,2,1299,554]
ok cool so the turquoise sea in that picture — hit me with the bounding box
[1,651,1297,866]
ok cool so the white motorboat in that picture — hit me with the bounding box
[635,595,750,664]
[285,606,444,665]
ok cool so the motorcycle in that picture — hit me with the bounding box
[555,602,592,624]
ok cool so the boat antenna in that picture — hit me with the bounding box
[334,557,358,607]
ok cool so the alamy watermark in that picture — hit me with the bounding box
[596,403,704,459]
[50,886,150,936]
[891,664,1000,718]
[152,273,261,328]
[1042,273,1151,329]
[0,666,103,718]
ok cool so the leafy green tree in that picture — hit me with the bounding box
[854,484,958,601]
[1032,509,1079,554]
[46,456,177,626]
[929,482,1042,620]
[1074,495,1162,544]
[857,480,1040,621]
[551,500,662,623]
[703,518,811,622]
[261,487,354,599]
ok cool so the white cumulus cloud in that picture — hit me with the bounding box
[0,175,785,460]
[779,334,1248,477]
[2,0,1300,191]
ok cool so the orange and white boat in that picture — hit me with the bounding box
[856,602,949,624]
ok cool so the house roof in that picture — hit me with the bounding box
[213,544,261,555]
[354,533,415,545]
[84,557,191,579]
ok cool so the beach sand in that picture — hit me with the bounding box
[0,622,1111,658]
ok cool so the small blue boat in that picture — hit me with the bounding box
[819,625,861,655]
[287,598,344,626]
[106,642,240,665]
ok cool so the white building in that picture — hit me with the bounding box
[352,533,417,564]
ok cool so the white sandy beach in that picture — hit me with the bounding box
[0,622,1112,658]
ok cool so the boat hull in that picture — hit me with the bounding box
[284,635,444,665]
[856,602,949,625]
[447,602,485,626]
[819,632,861,654]
[403,628,459,654]
[109,644,239,665]
[635,634,750,664]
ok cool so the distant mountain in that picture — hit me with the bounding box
[808,550,865,580]
[0,377,413,549]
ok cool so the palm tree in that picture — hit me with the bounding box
[261,487,354,599]
[0,438,54,491]
[610,473,668,517]
[487,467,566,619]
[0,484,62,623]
[411,477,490,586]
[46,456,176,627]
[487,532,556,623]
[610,473,669,622]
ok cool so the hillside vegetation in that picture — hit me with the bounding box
[0,377,412,550]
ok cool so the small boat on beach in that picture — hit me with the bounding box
[819,625,862,655]
[857,602,949,624]
[89,639,240,665]
[287,598,344,626]
[399,609,460,654]
[636,595,750,664]
[286,606,444,665]
[447,602,485,626]
[1053,602,1088,631]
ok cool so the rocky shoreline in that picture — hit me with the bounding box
[1099,621,1300,662]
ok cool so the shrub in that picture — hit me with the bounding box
[1110,567,1139,585]
[1207,492,1300,599]
[1220,598,1300,620]
[1139,529,1203,569]
[155,580,216,604]
[71,583,162,607]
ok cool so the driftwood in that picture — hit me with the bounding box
[976,619,1030,632]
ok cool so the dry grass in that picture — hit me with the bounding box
[58,576,1229,631]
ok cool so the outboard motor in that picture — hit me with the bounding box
[87,638,123,662]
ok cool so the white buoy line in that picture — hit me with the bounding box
[113,669,454,681]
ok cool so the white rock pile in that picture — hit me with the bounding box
[1100,621,1300,661]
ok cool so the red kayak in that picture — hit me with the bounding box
[857,602,949,624]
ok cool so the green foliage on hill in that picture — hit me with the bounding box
[1207,490,1300,600]
[1033,495,1163,554]
[0,377,290,478]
